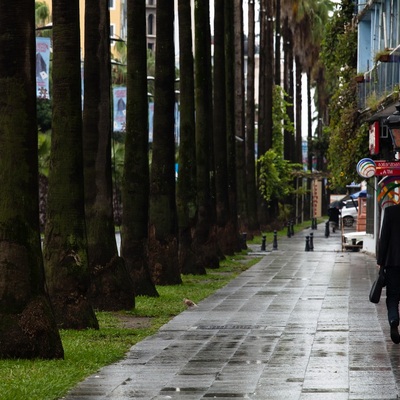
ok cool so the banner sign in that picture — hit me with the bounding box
[113,86,127,132]
[36,37,51,99]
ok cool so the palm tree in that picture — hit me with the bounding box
[148,0,181,284]
[0,0,63,358]
[83,0,135,309]
[121,0,158,295]
[213,0,234,255]
[245,0,259,235]
[177,0,201,274]
[193,0,221,269]
[43,0,98,329]
[234,0,248,238]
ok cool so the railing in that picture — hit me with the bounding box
[357,46,400,112]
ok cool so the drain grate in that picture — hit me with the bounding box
[195,324,265,330]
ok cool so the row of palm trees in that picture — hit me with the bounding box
[0,0,335,359]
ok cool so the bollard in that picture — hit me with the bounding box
[290,220,294,236]
[324,221,330,238]
[309,232,314,251]
[287,222,291,238]
[242,232,247,249]
[261,235,266,251]
[311,218,315,230]
[305,235,310,251]
[314,218,318,230]
[273,230,278,250]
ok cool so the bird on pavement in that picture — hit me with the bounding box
[183,298,198,308]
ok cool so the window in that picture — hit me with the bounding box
[109,0,115,9]
[110,24,115,45]
[148,14,154,35]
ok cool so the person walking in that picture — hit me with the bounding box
[377,203,400,344]
[328,205,340,232]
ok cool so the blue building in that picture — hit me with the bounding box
[355,0,400,254]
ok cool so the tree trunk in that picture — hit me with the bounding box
[177,0,201,274]
[193,0,221,269]
[283,16,295,162]
[234,0,248,238]
[121,0,158,296]
[148,0,181,284]
[245,0,259,236]
[83,0,135,310]
[0,0,64,359]
[44,0,98,329]
[214,0,235,255]
[295,56,303,164]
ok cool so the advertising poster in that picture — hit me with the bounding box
[113,86,127,132]
[36,37,51,99]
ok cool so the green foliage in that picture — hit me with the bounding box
[37,98,52,132]
[320,0,368,189]
[272,85,294,153]
[38,132,51,177]
[258,149,300,203]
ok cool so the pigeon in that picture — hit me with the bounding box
[183,298,198,308]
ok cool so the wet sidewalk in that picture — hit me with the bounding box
[62,224,400,400]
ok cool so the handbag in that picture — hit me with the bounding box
[369,267,386,304]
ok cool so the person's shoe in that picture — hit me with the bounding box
[390,320,400,344]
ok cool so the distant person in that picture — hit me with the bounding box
[377,204,400,344]
[328,205,340,232]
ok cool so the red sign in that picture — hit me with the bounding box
[374,160,400,176]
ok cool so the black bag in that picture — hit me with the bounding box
[369,267,386,304]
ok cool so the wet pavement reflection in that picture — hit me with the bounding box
[62,224,400,399]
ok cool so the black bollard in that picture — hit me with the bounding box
[242,232,247,249]
[290,220,294,236]
[305,235,310,251]
[314,218,318,230]
[309,232,314,251]
[261,235,266,251]
[273,230,278,250]
[287,222,291,238]
[325,221,330,238]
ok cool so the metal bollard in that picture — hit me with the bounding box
[273,230,278,250]
[305,235,310,251]
[324,221,330,238]
[314,218,318,230]
[261,235,266,251]
[287,222,291,238]
[290,220,294,236]
[242,232,247,249]
[309,232,314,251]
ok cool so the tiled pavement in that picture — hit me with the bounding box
[62,224,400,400]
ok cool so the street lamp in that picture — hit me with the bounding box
[385,104,400,156]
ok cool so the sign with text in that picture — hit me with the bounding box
[375,160,400,176]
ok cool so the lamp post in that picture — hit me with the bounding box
[385,104,400,160]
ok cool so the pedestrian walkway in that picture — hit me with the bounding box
[62,224,400,400]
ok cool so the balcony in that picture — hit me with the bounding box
[357,46,400,112]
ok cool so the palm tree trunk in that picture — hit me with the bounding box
[193,0,221,269]
[44,0,98,329]
[177,0,203,274]
[122,0,158,295]
[83,0,135,310]
[245,0,259,235]
[234,0,248,238]
[0,0,64,359]
[148,0,181,284]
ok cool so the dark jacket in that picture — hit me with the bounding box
[377,203,400,267]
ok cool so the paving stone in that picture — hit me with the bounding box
[61,225,400,399]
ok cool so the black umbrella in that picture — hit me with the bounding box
[329,200,345,209]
